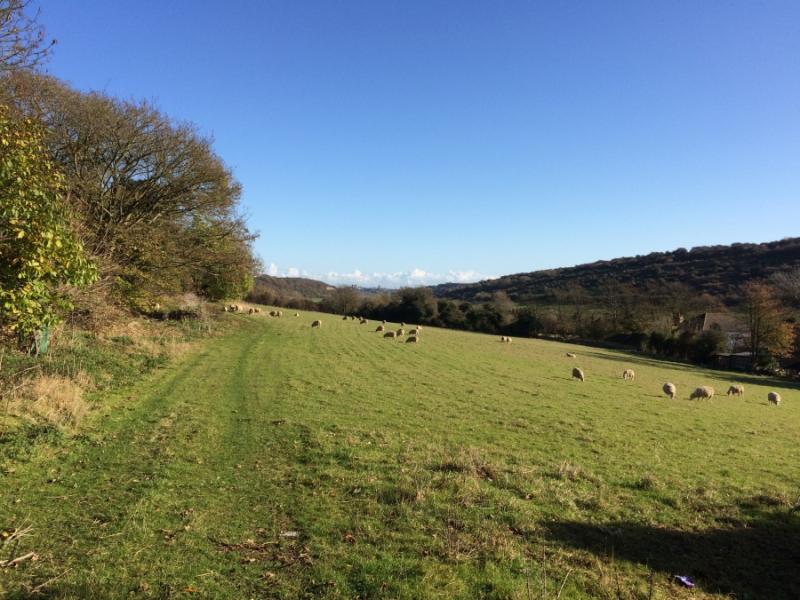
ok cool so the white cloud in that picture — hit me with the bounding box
[326,269,369,283]
[264,263,493,287]
[321,268,493,288]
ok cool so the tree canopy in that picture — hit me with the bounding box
[1,72,258,304]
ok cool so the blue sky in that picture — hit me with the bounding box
[37,1,800,286]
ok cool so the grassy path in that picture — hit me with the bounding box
[1,312,798,598]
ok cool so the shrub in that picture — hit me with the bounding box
[0,107,96,349]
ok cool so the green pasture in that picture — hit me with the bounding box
[1,309,797,598]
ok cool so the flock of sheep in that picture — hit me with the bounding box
[226,304,301,318]
[305,315,423,344]
[226,304,786,406]
[563,351,783,405]
[329,315,424,343]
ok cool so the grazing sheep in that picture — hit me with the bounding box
[415,325,422,332]
[500,336,507,342]
[254,308,261,313]
[376,325,385,332]
[311,320,322,328]
[223,306,229,312]
[622,369,635,381]
[343,315,349,320]
[572,367,585,382]
[663,382,677,399]
[406,335,419,343]
[269,310,277,317]
[294,313,300,317]
[400,322,405,327]
[360,318,368,324]
[384,331,396,338]
[248,308,255,315]
[382,320,386,324]
[727,385,744,397]
[277,311,282,317]
[768,391,781,405]
[566,352,576,358]
[506,337,512,343]
[396,328,405,337]
[689,386,715,400]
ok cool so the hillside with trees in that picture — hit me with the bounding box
[431,238,800,306]
[247,274,334,307]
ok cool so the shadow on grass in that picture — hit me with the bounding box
[547,506,800,599]
[579,350,800,392]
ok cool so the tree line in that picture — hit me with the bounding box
[0,2,257,349]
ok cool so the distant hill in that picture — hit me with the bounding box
[252,274,334,301]
[431,238,800,305]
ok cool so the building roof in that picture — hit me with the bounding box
[701,312,746,332]
[683,312,747,334]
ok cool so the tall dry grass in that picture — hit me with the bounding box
[12,372,92,428]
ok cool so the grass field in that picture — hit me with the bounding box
[1,309,798,598]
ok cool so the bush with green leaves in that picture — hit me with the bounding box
[0,107,96,345]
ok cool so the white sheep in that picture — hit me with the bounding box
[311,320,322,328]
[622,369,635,381]
[689,386,715,400]
[572,367,585,382]
[376,325,385,332]
[566,352,576,358]
[726,385,744,397]
[662,382,677,399]
[384,331,397,339]
[768,391,781,405]
[406,336,419,343]
[396,328,405,337]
